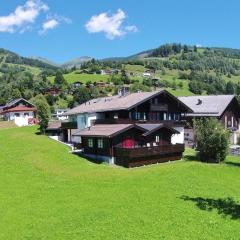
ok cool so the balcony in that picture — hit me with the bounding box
[93,118,186,126]
[114,143,184,158]
[61,121,77,129]
[114,143,185,167]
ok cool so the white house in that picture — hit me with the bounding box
[0,98,37,127]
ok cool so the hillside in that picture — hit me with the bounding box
[0,48,58,76]
[61,56,92,69]
[2,43,240,108]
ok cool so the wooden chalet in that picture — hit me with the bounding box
[179,95,240,146]
[62,89,192,167]
[74,124,184,168]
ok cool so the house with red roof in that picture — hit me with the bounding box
[0,98,37,126]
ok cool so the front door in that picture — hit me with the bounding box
[122,137,135,148]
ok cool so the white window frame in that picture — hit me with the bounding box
[97,138,104,148]
[88,138,93,148]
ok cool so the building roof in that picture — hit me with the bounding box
[6,98,35,108]
[1,106,36,114]
[178,95,236,117]
[73,123,179,138]
[65,90,192,116]
[46,121,62,130]
[137,123,179,136]
[73,124,137,137]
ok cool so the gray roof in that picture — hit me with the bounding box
[73,124,135,137]
[73,123,179,138]
[65,90,192,116]
[3,98,35,109]
[178,95,235,117]
[46,121,62,130]
[137,123,179,136]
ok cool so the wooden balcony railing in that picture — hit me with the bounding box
[114,143,184,158]
[93,118,186,126]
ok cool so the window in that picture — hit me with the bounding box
[97,138,104,148]
[14,113,20,117]
[87,138,93,148]
[155,134,163,144]
[24,113,29,116]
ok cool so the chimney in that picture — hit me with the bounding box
[118,87,129,97]
[196,99,202,105]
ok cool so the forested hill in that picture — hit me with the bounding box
[0,48,58,73]
[1,43,240,109]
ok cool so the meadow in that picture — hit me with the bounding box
[0,126,240,239]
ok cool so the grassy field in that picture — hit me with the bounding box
[48,71,110,84]
[1,127,240,239]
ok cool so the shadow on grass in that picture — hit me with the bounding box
[225,162,240,167]
[183,154,200,161]
[181,196,240,220]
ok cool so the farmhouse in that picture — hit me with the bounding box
[62,89,192,167]
[0,98,37,126]
[179,95,240,146]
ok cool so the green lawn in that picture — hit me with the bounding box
[1,126,240,239]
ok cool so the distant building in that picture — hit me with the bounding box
[95,81,106,88]
[101,69,118,75]
[0,98,37,126]
[179,95,240,146]
[72,81,83,89]
[46,87,60,96]
[52,109,69,120]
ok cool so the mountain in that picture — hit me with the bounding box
[0,48,58,71]
[101,49,154,62]
[29,56,60,68]
[61,56,92,69]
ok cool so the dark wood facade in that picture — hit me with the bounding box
[81,126,184,168]
[103,92,187,123]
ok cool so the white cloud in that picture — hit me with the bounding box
[0,0,48,33]
[85,9,138,39]
[39,15,72,34]
[40,19,59,33]
[125,25,138,33]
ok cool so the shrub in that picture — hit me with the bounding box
[193,118,230,163]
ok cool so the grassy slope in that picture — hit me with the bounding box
[47,65,194,96]
[48,72,110,84]
[0,126,240,239]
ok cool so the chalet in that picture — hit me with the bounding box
[46,87,60,96]
[72,81,82,89]
[52,109,69,120]
[62,89,193,167]
[0,98,37,126]
[179,95,240,146]
[95,81,106,88]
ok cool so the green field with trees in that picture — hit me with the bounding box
[0,126,240,239]
[1,43,240,113]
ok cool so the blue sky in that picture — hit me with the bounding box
[0,0,239,63]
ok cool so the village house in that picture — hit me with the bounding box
[72,81,83,89]
[61,89,192,167]
[52,108,69,121]
[179,95,240,146]
[0,98,37,126]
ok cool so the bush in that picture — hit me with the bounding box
[193,118,230,163]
